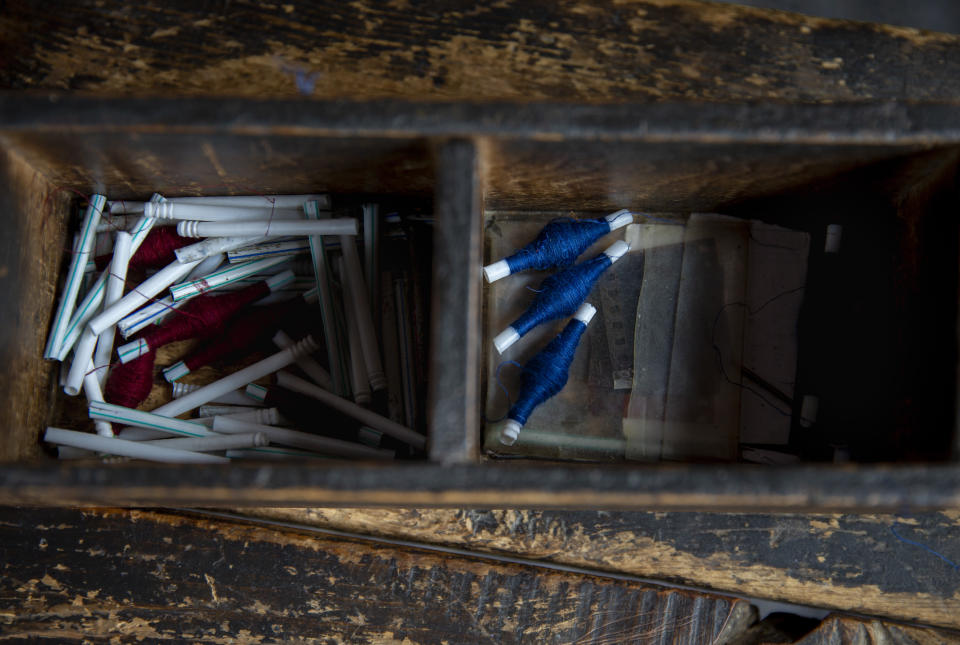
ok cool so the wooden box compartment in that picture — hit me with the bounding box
[1,95,959,510]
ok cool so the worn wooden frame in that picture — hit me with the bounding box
[1,94,959,508]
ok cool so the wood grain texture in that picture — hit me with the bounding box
[794,616,960,645]
[0,148,70,461]
[0,507,755,643]
[428,140,482,464]
[6,462,960,511]
[238,508,960,630]
[3,0,960,104]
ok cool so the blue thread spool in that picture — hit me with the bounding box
[484,210,633,283]
[493,240,628,354]
[499,302,596,445]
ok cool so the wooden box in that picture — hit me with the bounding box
[4,0,960,509]
[0,95,958,510]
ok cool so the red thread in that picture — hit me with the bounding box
[104,349,156,408]
[95,227,191,271]
[143,282,270,350]
[180,301,303,372]
[104,282,272,408]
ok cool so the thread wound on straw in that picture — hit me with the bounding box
[504,310,592,441]
[104,349,155,408]
[508,250,616,339]
[489,216,622,280]
[108,281,272,406]
[169,300,304,378]
[95,227,191,271]
[133,281,270,357]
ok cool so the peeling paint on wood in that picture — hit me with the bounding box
[3,1,960,103]
[239,508,960,630]
[0,507,755,643]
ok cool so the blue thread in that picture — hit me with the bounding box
[511,253,612,337]
[485,360,523,424]
[890,521,960,572]
[504,218,613,274]
[508,317,589,426]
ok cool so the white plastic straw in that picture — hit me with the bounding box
[340,235,385,391]
[362,203,379,316]
[193,407,283,427]
[143,433,267,452]
[145,201,305,222]
[272,330,332,391]
[83,373,115,437]
[171,194,329,210]
[245,383,269,403]
[276,371,426,450]
[87,258,201,337]
[44,427,228,463]
[340,264,371,406]
[175,235,265,263]
[89,401,214,438]
[177,218,357,239]
[150,336,320,418]
[212,416,393,460]
[64,328,99,396]
[117,296,188,339]
[56,211,158,359]
[168,256,289,301]
[305,201,348,395]
[46,194,106,358]
[198,404,260,417]
[171,383,263,406]
[55,271,107,361]
[227,239,310,263]
[108,200,146,214]
[93,231,134,385]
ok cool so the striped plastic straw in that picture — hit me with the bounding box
[227,238,310,263]
[45,426,227,464]
[45,194,106,358]
[169,256,290,301]
[305,200,349,396]
[88,401,213,438]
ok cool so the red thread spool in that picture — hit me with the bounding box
[178,300,304,373]
[104,349,155,408]
[95,227,191,271]
[105,282,271,408]
[140,281,270,353]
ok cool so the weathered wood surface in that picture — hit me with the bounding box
[3,0,960,104]
[238,508,960,630]
[429,140,482,464]
[0,148,69,462]
[0,507,756,643]
[794,616,960,645]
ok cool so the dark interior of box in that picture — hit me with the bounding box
[2,127,957,465]
[0,131,439,463]
[481,142,960,465]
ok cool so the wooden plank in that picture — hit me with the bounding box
[0,147,70,461]
[5,462,960,511]
[237,508,960,630]
[0,507,755,643]
[2,1,960,104]
[429,140,482,463]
